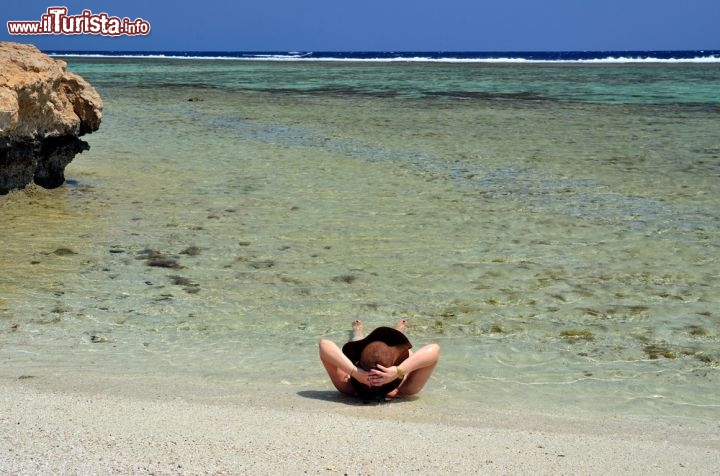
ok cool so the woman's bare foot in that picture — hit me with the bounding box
[395,319,408,333]
[351,320,364,341]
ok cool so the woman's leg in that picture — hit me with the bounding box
[396,343,440,396]
[351,319,364,341]
[319,338,355,395]
[388,319,439,396]
[320,320,366,395]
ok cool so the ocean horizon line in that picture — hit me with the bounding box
[46,49,720,64]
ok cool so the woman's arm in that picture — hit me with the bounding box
[370,343,440,395]
[319,339,372,389]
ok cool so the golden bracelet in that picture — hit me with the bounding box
[396,366,405,381]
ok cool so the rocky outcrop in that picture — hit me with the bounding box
[0,42,102,194]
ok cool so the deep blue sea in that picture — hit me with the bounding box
[47,49,720,63]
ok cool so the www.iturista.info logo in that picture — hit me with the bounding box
[7,7,151,36]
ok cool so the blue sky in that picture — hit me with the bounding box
[2,0,719,51]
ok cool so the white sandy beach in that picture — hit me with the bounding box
[1,378,718,475]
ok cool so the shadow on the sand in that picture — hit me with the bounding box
[297,390,418,406]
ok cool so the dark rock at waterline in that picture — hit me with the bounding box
[0,137,91,193]
[0,42,102,194]
[35,136,91,189]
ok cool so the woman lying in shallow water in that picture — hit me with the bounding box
[319,320,440,399]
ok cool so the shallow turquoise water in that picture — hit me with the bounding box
[1,58,719,425]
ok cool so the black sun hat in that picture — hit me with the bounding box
[342,326,412,398]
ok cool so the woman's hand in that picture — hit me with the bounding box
[348,367,373,386]
[369,365,402,386]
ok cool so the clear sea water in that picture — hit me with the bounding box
[1,52,719,428]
